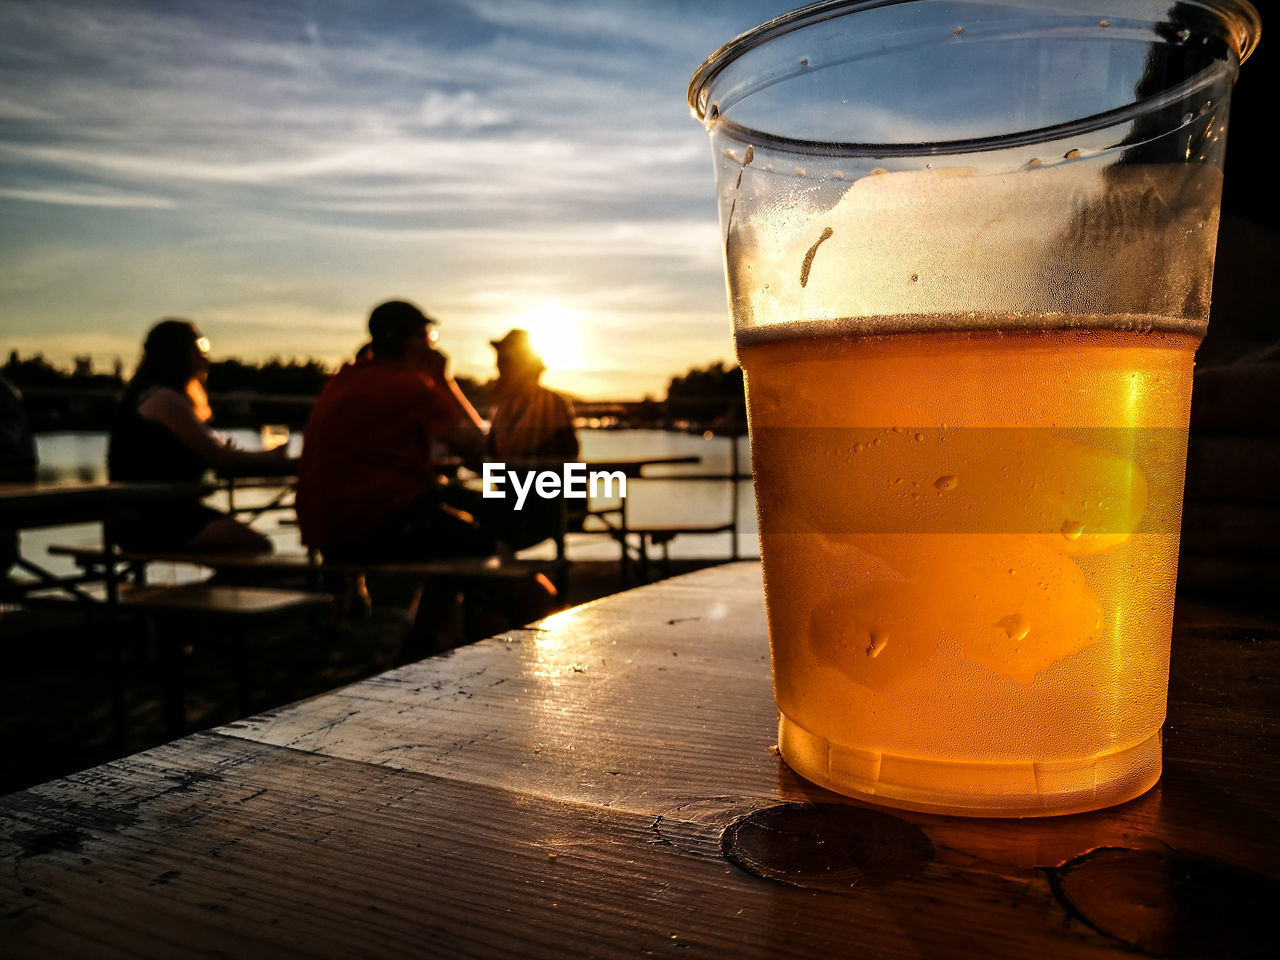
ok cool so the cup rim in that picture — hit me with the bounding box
[687,0,1261,158]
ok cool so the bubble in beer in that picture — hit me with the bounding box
[808,583,938,688]
[998,613,1031,641]
[934,475,958,491]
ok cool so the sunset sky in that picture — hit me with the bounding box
[0,0,793,399]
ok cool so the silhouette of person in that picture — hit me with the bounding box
[488,329,578,461]
[108,319,284,553]
[1,374,38,577]
[295,300,493,561]
[483,328,580,550]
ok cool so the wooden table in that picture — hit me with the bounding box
[0,481,213,529]
[479,455,707,586]
[0,481,212,602]
[1,562,1275,958]
[214,461,299,519]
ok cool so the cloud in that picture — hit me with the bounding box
[419,89,509,129]
[0,185,175,208]
[0,0,789,394]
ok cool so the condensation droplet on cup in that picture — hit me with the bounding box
[795,166,806,176]
[800,57,809,67]
[952,26,964,36]
[1064,148,1081,160]
[853,442,865,453]
[934,475,958,491]
[1097,19,1110,28]
[871,168,888,176]
[998,614,1031,642]
[1182,112,1194,125]
[867,632,889,658]
[1176,28,1191,42]
[1061,519,1085,541]
[914,432,925,442]
[1026,157,1043,167]
[833,170,844,179]
[910,273,919,282]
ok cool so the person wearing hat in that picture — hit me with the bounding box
[295,299,492,560]
[487,328,578,462]
[483,328,579,552]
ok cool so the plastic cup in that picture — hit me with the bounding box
[689,0,1260,816]
[260,424,290,452]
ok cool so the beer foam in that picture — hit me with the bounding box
[727,162,1222,341]
[734,312,1208,349]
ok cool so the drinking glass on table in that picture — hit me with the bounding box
[260,424,290,453]
[689,0,1261,816]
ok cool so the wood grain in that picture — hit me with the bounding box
[1,562,1276,959]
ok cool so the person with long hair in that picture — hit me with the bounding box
[108,318,285,553]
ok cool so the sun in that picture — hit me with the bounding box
[508,304,586,372]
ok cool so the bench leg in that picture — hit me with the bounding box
[404,581,465,661]
[103,562,127,751]
[158,621,185,738]
[234,627,252,717]
[616,534,633,589]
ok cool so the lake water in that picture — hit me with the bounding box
[25,429,759,578]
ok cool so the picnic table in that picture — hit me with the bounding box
[0,481,212,602]
[3,561,1274,958]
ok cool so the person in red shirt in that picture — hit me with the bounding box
[296,300,491,560]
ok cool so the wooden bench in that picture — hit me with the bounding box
[121,583,330,738]
[47,543,563,646]
[23,579,330,739]
[47,543,557,584]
